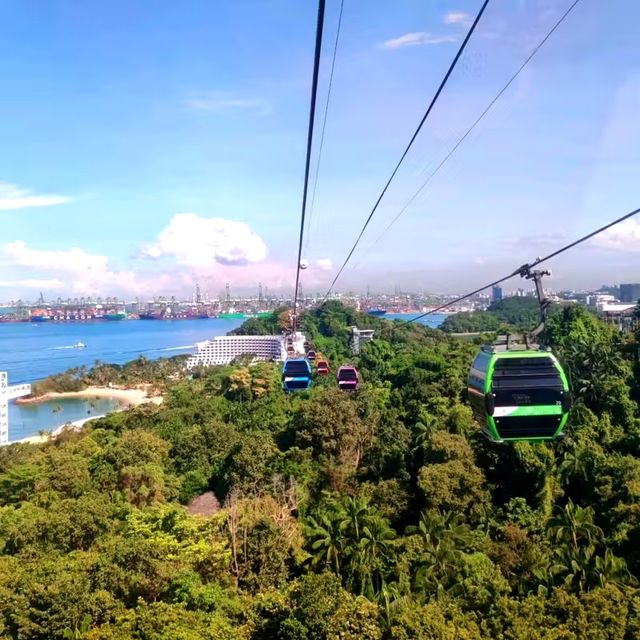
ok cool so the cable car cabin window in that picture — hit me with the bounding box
[495,415,562,439]
[492,358,561,385]
[493,387,564,406]
[285,379,311,390]
[338,370,358,381]
[491,357,564,407]
[283,361,310,377]
[471,353,490,373]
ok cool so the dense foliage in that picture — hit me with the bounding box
[30,356,188,397]
[440,296,562,333]
[1,301,639,638]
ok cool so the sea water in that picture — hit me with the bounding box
[0,318,244,440]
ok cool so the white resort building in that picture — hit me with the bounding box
[186,335,287,369]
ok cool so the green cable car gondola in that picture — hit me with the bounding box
[468,345,571,442]
[467,266,572,443]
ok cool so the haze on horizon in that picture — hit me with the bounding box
[0,0,639,300]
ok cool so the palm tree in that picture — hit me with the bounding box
[594,548,638,590]
[341,496,370,541]
[358,515,396,596]
[305,510,345,574]
[548,500,603,552]
[558,446,590,486]
[376,580,413,629]
[407,510,472,551]
[408,510,472,598]
[411,416,437,454]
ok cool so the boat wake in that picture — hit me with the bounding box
[52,342,86,350]
[162,345,194,351]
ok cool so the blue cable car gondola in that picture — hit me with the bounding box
[282,358,312,392]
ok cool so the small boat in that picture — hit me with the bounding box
[73,342,86,349]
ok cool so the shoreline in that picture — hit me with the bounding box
[15,386,163,407]
[15,414,108,445]
[11,387,164,445]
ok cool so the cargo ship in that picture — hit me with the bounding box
[30,308,51,322]
[366,307,387,317]
[103,311,127,320]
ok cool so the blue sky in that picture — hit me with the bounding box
[0,0,638,299]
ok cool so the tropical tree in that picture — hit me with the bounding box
[305,508,345,574]
[548,500,603,552]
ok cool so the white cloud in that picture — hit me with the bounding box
[381,32,457,50]
[1,241,147,294]
[443,11,472,27]
[0,278,64,289]
[0,182,70,210]
[316,258,333,270]
[591,218,640,252]
[474,257,485,265]
[186,92,269,113]
[141,213,268,268]
[3,241,108,272]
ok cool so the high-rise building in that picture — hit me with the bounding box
[186,335,287,368]
[620,283,640,303]
[492,286,503,303]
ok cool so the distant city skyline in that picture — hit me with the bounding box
[0,1,639,299]
[2,279,638,306]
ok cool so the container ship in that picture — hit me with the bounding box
[103,310,127,320]
[30,308,51,322]
[366,307,387,317]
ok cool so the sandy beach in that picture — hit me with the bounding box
[15,414,108,445]
[11,387,163,445]
[15,386,163,407]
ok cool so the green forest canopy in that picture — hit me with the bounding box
[439,296,566,333]
[0,301,639,638]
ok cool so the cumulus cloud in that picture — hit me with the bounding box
[141,213,268,268]
[591,218,640,252]
[186,92,269,114]
[0,182,70,210]
[1,241,148,294]
[316,258,333,270]
[443,11,472,26]
[3,241,109,272]
[381,32,457,50]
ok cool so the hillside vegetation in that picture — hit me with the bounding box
[440,296,563,333]
[0,301,639,639]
